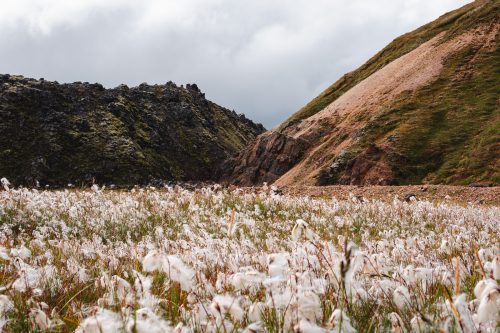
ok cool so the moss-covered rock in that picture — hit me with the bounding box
[0,77,264,186]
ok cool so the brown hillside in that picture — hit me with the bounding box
[221,0,499,186]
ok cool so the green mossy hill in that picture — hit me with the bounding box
[0,75,265,186]
[281,0,498,130]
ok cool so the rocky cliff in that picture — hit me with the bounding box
[0,75,264,186]
[221,0,499,186]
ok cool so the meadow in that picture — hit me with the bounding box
[0,182,498,332]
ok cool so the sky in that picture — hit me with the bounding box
[0,0,472,128]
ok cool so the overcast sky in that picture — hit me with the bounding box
[0,0,472,128]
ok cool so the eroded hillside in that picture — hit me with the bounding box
[221,0,499,186]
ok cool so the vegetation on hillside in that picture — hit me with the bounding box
[280,0,497,130]
[325,28,499,185]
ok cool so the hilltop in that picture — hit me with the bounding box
[221,0,499,186]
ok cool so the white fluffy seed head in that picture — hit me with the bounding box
[298,290,321,322]
[451,294,475,333]
[142,251,195,292]
[210,295,244,322]
[492,255,500,280]
[439,239,452,255]
[0,178,10,191]
[268,253,289,277]
[477,287,500,325]
[410,315,431,333]
[393,285,411,310]
[0,295,13,316]
[126,307,173,333]
[76,308,123,333]
[293,319,324,333]
[142,250,164,272]
[474,279,497,300]
[389,312,404,333]
[243,321,265,333]
[291,219,317,241]
[29,309,50,331]
[328,309,356,333]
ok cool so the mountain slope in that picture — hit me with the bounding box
[0,75,264,186]
[221,0,499,186]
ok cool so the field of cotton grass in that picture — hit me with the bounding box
[0,180,499,332]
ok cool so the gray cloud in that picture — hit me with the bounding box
[0,0,472,128]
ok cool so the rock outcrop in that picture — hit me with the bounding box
[0,75,264,186]
[219,132,310,185]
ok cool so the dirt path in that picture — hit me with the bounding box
[276,185,500,206]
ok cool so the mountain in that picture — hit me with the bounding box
[0,75,264,186]
[221,0,499,186]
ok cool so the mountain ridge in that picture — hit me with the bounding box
[0,74,264,186]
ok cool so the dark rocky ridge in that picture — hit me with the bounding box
[0,74,265,186]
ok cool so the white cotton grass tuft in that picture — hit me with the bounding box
[0,178,10,191]
[476,285,500,327]
[29,308,51,331]
[210,295,245,322]
[11,261,43,292]
[293,319,325,333]
[231,269,265,292]
[0,247,9,261]
[473,279,497,299]
[410,315,431,333]
[388,312,404,333]
[298,290,322,322]
[173,322,191,333]
[340,241,365,302]
[142,251,195,291]
[132,271,159,309]
[243,321,265,333]
[142,250,164,272]
[267,253,290,277]
[162,255,196,292]
[75,308,124,333]
[0,295,13,330]
[10,245,31,260]
[450,294,475,333]
[439,239,452,255]
[291,219,317,241]
[393,285,411,310]
[0,295,13,316]
[111,275,132,304]
[492,254,500,280]
[125,307,173,333]
[328,309,357,333]
[248,302,265,322]
[0,318,7,332]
